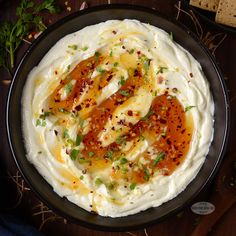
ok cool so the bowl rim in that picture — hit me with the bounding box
[6,4,230,231]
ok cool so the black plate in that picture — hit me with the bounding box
[6,5,229,231]
[182,0,236,35]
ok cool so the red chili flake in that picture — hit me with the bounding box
[75,105,82,111]
[127,110,133,116]
[137,51,141,55]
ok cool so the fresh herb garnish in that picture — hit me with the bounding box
[76,133,83,146]
[78,157,88,163]
[143,168,150,181]
[141,109,154,121]
[58,108,70,114]
[82,46,88,51]
[105,150,113,160]
[128,49,135,54]
[114,62,119,67]
[185,105,195,112]
[64,82,73,94]
[36,118,46,127]
[120,157,128,165]
[96,67,104,73]
[39,111,52,119]
[88,151,95,157]
[109,50,113,57]
[119,89,130,97]
[0,0,60,75]
[116,136,126,145]
[80,175,84,180]
[70,149,79,160]
[95,178,103,186]
[156,66,168,74]
[143,58,151,72]
[130,183,136,190]
[68,44,78,50]
[153,152,165,166]
[95,51,101,61]
[63,128,69,139]
[118,76,126,86]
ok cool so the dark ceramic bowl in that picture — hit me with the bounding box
[6,5,229,231]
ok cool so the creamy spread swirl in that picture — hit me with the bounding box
[22,20,214,217]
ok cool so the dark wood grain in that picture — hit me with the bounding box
[0,0,236,236]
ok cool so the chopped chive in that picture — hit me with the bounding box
[70,149,79,160]
[58,108,70,114]
[88,151,95,157]
[95,178,103,186]
[106,182,115,190]
[130,183,136,190]
[116,136,126,145]
[66,139,74,145]
[78,157,88,163]
[109,50,113,57]
[96,67,104,73]
[185,105,195,112]
[114,62,119,67]
[129,49,135,54]
[76,133,83,146]
[120,157,128,165]
[39,111,52,120]
[95,51,101,61]
[143,58,151,72]
[140,134,145,141]
[156,66,168,74]
[119,89,130,97]
[143,168,150,181]
[63,129,69,139]
[68,44,78,50]
[141,109,154,121]
[105,150,113,160]
[80,175,84,180]
[64,82,73,95]
[153,152,165,166]
[118,76,125,86]
[82,46,88,51]
[79,119,84,128]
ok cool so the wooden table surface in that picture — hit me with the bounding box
[0,0,236,235]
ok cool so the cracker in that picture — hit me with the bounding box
[215,0,236,27]
[190,0,220,12]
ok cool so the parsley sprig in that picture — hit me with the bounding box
[0,0,60,75]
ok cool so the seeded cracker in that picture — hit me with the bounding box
[190,0,220,12]
[215,0,236,27]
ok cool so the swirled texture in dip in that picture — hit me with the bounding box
[22,20,214,217]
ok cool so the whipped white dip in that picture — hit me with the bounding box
[22,20,214,217]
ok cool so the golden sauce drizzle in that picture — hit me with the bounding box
[47,53,193,186]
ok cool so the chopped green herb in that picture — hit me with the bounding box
[118,76,126,86]
[156,66,168,74]
[114,62,119,67]
[153,152,165,166]
[80,175,84,180]
[78,157,88,163]
[141,109,154,121]
[106,181,115,190]
[67,64,71,71]
[121,167,128,174]
[68,44,78,50]
[82,46,88,51]
[169,32,174,41]
[62,129,69,139]
[76,133,83,146]
[185,105,195,112]
[66,138,74,146]
[96,67,104,73]
[95,51,101,61]
[119,89,130,97]
[120,157,128,165]
[105,150,113,160]
[88,151,95,157]
[36,119,46,127]
[143,58,151,72]
[109,50,113,57]
[79,118,85,128]
[140,134,145,141]
[130,183,136,190]
[129,49,135,54]
[70,149,79,160]
[116,136,126,145]
[64,82,73,94]
[39,111,52,120]
[95,178,103,186]
[143,168,150,181]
